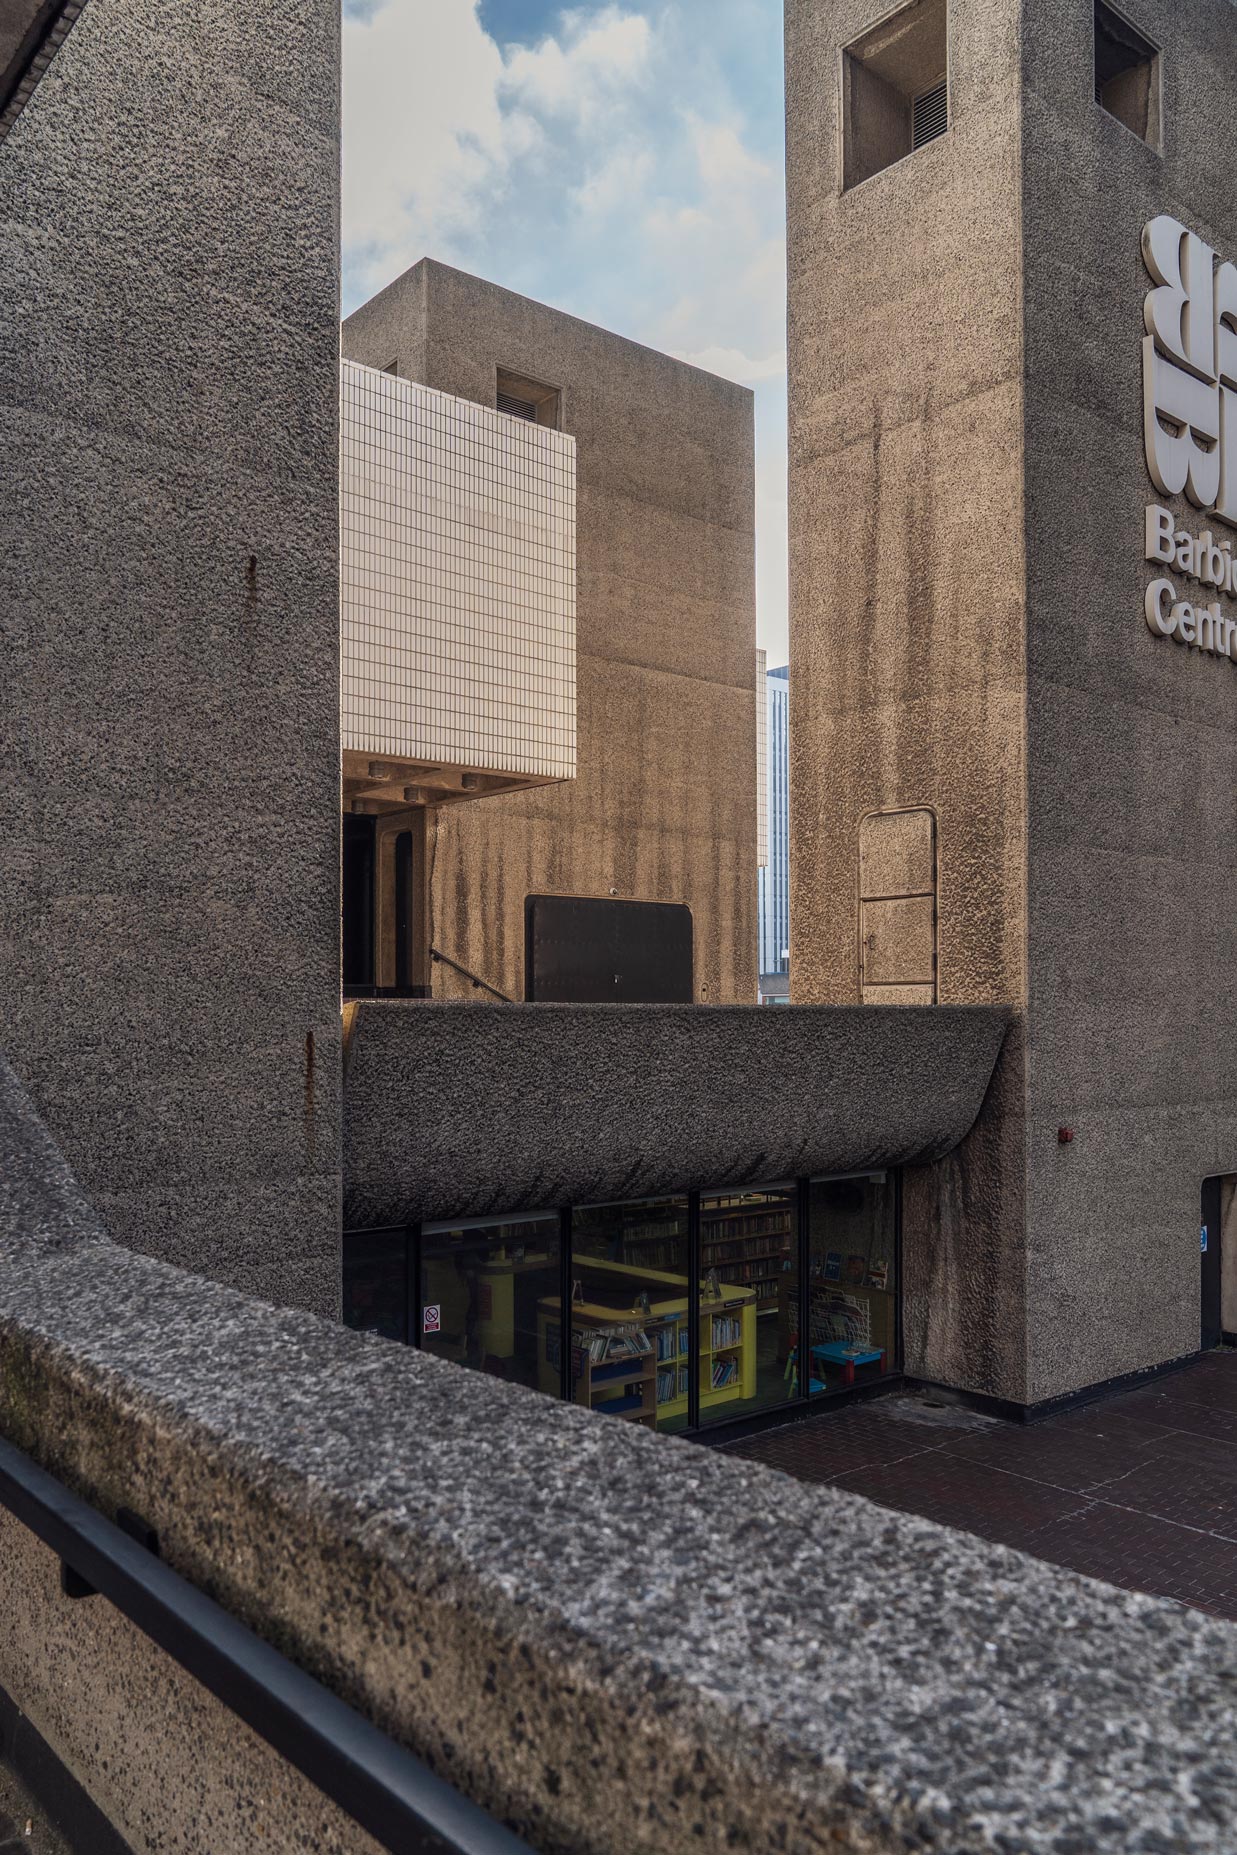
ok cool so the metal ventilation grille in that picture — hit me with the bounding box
[497,391,537,421]
[912,80,948,150]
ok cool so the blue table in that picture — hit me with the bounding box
[811,1342,885,1386]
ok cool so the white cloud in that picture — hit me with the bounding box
[503,8,652,118]
[342,0,789,657]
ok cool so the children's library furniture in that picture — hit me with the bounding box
[537,1257,756,1430]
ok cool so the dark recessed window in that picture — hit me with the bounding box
[843,0,948,190]
[496,367,561,429]
[1094,2,1159,146]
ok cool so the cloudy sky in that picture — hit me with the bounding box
[342,0,788,663]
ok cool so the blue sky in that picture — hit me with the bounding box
[342,0,788,659]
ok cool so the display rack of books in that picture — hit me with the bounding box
[570,1320,658,1427]
[536,1258,756,1428]
[700,1199,793,1311]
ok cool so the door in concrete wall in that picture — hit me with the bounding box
[858,809,937,1004]
[1202,1177,1223,1351]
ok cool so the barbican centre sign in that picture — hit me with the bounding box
[1142,213,1237,665]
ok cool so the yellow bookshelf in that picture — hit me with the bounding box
[537,1257,756,1430]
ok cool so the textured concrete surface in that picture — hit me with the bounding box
[786,0,1030,1402]
[343,1000,1010,1226]
[5,1053,1237,1853]
[1018,0,1237,1401]
[0,0,45,78]
[0,0,342,1310]
[344,261,759,1007]
[733,1357,1237,1620]
[787,0,1237,1403]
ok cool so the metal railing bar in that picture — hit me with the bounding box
[429,950,513,1003]
[0,1436,533,1855]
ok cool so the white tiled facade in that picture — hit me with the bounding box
[341,360,577,781]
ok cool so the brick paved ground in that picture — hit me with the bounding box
[727,1349,1237,1620]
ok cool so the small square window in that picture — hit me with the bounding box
[842,0,948,191]
[1094,2,1159,147]
[496,368,561,430]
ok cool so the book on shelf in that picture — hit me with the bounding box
[655,1324,682,1361]
[577,1323,653,1365]
[656,1364,692,1404]
[710,1314,742,1349]
[701,1211,791,1241]
[710,1357,739,1389]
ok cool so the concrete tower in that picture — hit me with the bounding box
[787,0,1237,1406]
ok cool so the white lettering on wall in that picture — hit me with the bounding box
[1143,217,1237,667]
[1144,504,1237,660]
[1143,215,1237,524]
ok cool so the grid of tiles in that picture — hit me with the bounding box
[341,361,577,780]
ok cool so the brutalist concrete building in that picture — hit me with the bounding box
[343,262,760,1009]
[5,0,1237,1845]
[339,358,579,999]
[0,0,342,1314]
[788,0,1237,1410]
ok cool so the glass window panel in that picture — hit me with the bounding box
[569,1199,689,1434]
[343,1227,407,1343]
[420,1215,560,1394]
[803,1177,897,1394]
[699,1187,798,1426]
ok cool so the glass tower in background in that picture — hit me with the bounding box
[759,665,789,999]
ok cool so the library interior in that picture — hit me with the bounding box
[344,1174,898,1436]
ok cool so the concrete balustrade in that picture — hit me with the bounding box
[2,1052,1235,1855]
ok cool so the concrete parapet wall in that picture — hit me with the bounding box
[2,1053,1236,1855]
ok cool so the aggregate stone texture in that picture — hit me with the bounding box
[786,0,1237,1409]
[0,0,343,1314]
[344,259,759,1010]
[4,1053,1237,1853]
[1017,0,1237,1406]
[342,1000,1011,1226]
[731,1362,1237,1621]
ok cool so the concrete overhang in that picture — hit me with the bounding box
[343,1001,1012,1228]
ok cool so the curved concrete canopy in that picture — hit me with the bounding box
[343,1001,1011,1229]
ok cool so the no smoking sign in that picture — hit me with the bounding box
[423,1304,441,1335]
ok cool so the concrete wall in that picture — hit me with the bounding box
[4,1050,1237,1855]
[0,0,342,1309]
[788,0,1237,1404]
[786,0,1031,1397]
[344,261,758,1006]
[1019,0,1237,1399]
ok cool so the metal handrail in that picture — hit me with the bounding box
[429,950,513,1003]
[0,1436,533,1855]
